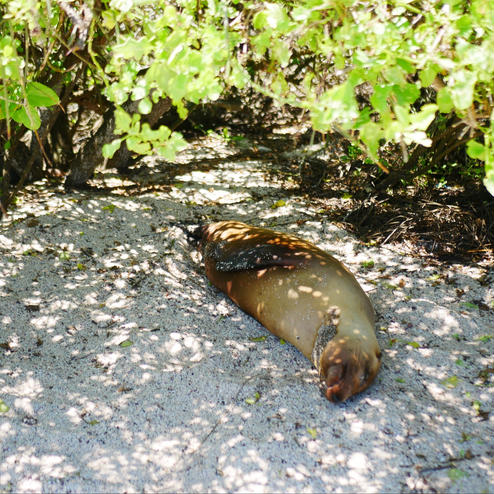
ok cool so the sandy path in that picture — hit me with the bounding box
[1,137,493,493]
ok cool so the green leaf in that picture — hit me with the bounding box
[59,251,70,261]
[360,260,374,268]
[437,88,454,113]
[113,37,151,60]
[394,104,409,125]
[271,199,286,208]
[441,375,459,388]
[11,105,41,130]
[101,10,116,30]
[168,73,188,103]
[466,140,486,160]
[254,3,290,31]
[114,108,132,133]
[393,83,420,106]
[484,156,494,196]
[354,107,371,128]
[396,57,414,74]
[0,399,10,413]
[448,468,467,482]
[138,97,152,115]
[119,339,133,348]
[449,69,476,110]
[102,204,116,213]
[409,104,437,131]
[155,132,187,160]
[477,335,492,342]
[359,121,383,159]
[370,85,391,114]
[245,392,260,405]
[271,39,291,67]
[406,341,420,349]
[250,336,267,342]
[102,139,123,159]
[306,427,317,439]
[456,15,472,35]
[126,136,151,154]
[26,82,59,107]
[419,64,438,87]
[140,123,170,141]
[383,66,406,85]
[251,31,272,56]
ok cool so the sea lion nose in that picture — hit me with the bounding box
[325,364,345,402]
[326,384,344,402]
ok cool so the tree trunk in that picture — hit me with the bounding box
[65,97,173,188]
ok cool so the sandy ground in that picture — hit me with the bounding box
[1,137,493,493]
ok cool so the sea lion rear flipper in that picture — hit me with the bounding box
[214,244,311,272]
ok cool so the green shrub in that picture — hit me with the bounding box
[0,0,493,194]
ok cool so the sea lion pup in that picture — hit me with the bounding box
[198,220,381,402]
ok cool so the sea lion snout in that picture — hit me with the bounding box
[320,337,381,402]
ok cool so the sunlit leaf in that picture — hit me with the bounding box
[0,399,10,413]
[126,136,151,154]
[306,427,317,439]
[448,69,476,110]
[466,140,485,160]
[250,336,267,342]
[360,260,374,268]
[448,468,467,482]
[441,375,459,388]
[114,107,132,133]
[11,105,40,130]
[26,82,59,107]
[245,392,260,405]
[477,335,492,342]
[271,199,286,208]
[102,139,123,158]
[138,97,152,115]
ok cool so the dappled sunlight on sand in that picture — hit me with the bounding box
[0,145,492,492]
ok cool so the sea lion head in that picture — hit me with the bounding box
[319,336,382,402]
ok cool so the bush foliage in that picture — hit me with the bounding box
[0,0,493,209]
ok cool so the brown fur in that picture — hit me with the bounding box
[199,221,381,402]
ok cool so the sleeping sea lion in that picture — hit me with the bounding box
[198,220,381,402]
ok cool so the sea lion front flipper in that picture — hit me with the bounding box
[213,243,311,272]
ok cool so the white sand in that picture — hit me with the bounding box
[1,137,493,493]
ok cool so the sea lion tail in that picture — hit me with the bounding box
[166,221,206,245]
[189,224,207,244]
